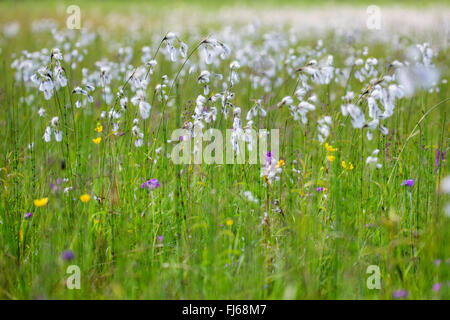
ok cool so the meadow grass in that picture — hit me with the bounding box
[0,2,449,300]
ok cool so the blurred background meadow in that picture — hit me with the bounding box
[0,0,449,299]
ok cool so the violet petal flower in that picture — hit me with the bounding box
[392,289,409,298]
[401,179,414,187]
[435,149,441,168]
[435,149,446,171]
[61,250,75,261]
[24,212,32,219]
[432,283,442,292]
[141,178,160,191]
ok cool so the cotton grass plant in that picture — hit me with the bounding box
[0,4,449,300]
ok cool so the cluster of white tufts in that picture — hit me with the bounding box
[6,21,443,163]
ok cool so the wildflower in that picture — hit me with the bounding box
[24,212,32,219]
[34,197,48,207]
[432,283,442,292]
[401,179,415,187]
[325,142,337,153]
[64,187,72,194]
[94,125,103,133]
[392,289,409,299]
[226,219,233,226]
[61,250,75,261]
[38,108,46,117]
[92,137,102,144]
[327,155,335,162]
[316,187,325,192]
[342,161,354,170]
[277,159,285,168]
[141,179,160,191]
[435,149,445,171]
[80,194,91,203]
[243,190,258,203]
[261,151,282,185]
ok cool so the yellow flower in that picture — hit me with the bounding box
[225,219,233,226]
[342,161,354,170]
[92,137,102,144]
[325,142,337,153]
[277,159,285,168]
[94,125,103,133]
[80,194,91,203]
[327,155,335,162]
[34,197,48,207]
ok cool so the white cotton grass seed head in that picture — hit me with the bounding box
[243,191,258,203]
[441,176,450,194]
[38,108,46,117]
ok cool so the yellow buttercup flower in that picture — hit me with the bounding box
[325,142,337,153]
[225,219,233,226]
[80,194,91,203]
[277,159,285,168]
[342,161,354,170]
[34,197,48,207]
[94,125,103,133]
[92,137,102,144]
[327,155,335,162]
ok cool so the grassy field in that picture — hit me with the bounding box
[0,0,449,299]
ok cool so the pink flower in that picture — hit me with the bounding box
[432,283,442,292]
[141,179,160,191]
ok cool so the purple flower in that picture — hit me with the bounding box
[392,289,409,299]
[61,250,75,261]
[435,149,446,171]
[24,212,32,219]
[432,283,442,292]
[401,179,414,187]
[158,235,164,242]
[265,151,272,164]
[50,179,63,192]
[141,179,160,191]
[316,187,325,192]
[434,259,441,266]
